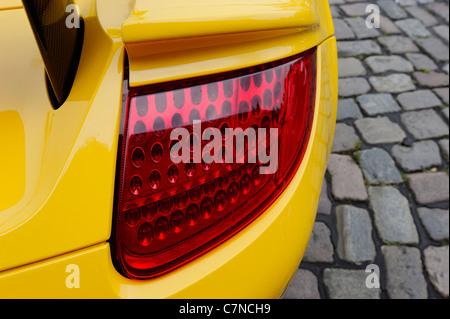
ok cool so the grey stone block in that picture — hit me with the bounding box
[345,17,381,39]
[355,117,406,144]
[330,6,341,18]
[391,140,442,172]
[336,205,376,264]
[379,16,402,34]
[338,57,366,77]
[328,154,368,201]
[415,38,450,62]
[401,109,449,139]
[284,269,321,299]
[378,0,408,19]
[334,19,356,40]
[303,222,334,263]
[359,148,403,184]
[424,246,449,298]
[337,98,363,120]
[382,246,428,299]
[405,6,439,27]
[433,25,449,43]
[323,269,381,299]
[408,172,450,204]
[434,87,449,105]
[395,19,431,38]
[357,93,401,115]
[339,77,371,97]
[340,3,368,16]
[397,90,442,110]
[397,0,417,6]
[332,123,361,153]
[369,74,416,93]
[318,179,332,215]
[418,207,449,241]
[378,36,419,53]
[413,72,450,88]
[405,53,438,71]
[338,40,382,57]
[426,2,449,23]
[439,139,449,159]
[365,55,414,74]
[369,186,419,244]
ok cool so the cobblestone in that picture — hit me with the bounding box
[378,36,419,53]
[418,208,449,241]
[327,154,368,201]
[391,140,442,172]
[426,2,449,23]
[433,25,449,43]
[339,77,371,97]
[398,0,417,6]
[334,19,355,40]
[355,117,406,144]
[434,87,449,105]
[357,93,401,115]
[415,38,450,62]
[413,71,450,88]
[332,123,360,152]
[407,172,450,204]
[336,98,363,120]
[283,269,321,299]
[401,109,449,139]
[379,16,402,34]
[336,205,376,264]
[330,6,341,18]
[382,246,428,299]
[405,6,439,27]
[338,58,366,77]
[377,0,408,20]
[424,246,449,298]
[340,3,369,16]
[397,89,442,110]
[369,74,415,93]
[345,17,381,39]
[337,40,382,57]
[303,222,334,263]
[439,139,449,159]
[323,269,381,299]
[395,19,431,38]
[369,186,419,244]
[359,148,403,184]
[365,55,413,74]
[318,179,332,215]
[405,53,438,71]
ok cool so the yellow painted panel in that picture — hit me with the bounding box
[126,0,334,87]
[0,0,22,10]
[0,111,25,211]
[0,3,125,272]
[123,0,318,42]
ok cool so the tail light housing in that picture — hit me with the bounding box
[112,49,316,279]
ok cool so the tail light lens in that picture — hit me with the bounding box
[112,49,316,279]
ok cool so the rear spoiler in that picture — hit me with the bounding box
[22,0,84,108]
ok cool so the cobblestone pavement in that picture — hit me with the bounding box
[285,0,449,299]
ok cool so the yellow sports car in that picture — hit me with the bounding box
[0,0,337,298]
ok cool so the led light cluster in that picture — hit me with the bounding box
[113,49,316,278]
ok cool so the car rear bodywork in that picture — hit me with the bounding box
[0,0,337,298]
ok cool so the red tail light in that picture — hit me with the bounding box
[112,49,316,279]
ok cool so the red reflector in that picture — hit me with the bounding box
[112,49,316,279]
